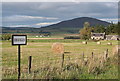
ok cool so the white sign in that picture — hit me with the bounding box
[12,35,27,45]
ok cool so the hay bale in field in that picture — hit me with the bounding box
[107,42,112,45]
[52,43,64,54]
[97,42,101,45]
[82,41,87,44]
[112,45,120,55]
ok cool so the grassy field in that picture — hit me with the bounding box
[2,39,118,79]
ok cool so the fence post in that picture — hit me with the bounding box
[92,52,94,59]
[104,49,108,61]
[28,56,32,74]
[61,53,64,68]
[82,52,84,61]
[106,49,108,57]
[68,55,70,60]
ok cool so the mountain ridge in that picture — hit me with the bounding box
[42,17,110,28]
[2,17,111,35]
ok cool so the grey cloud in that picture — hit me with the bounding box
[2,2,118,27]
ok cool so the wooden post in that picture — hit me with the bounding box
[61,53,64,68]
[106,49,108,57]
[82,52,84,61]
[104,49,108,61]
[92,52,94,59]
[68,55,70,60]
[106,49,108,59]
[28,56,32,74]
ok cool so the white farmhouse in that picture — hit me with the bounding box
[91,32,105,40]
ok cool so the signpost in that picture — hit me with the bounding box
[12,35,27,81]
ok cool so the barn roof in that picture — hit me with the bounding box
[106,35,113,39]
[91,33,105,36]
[106,35,120,40]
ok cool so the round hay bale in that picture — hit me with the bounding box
[52,43,64,54]
[97,42,101,45]
[107,42,112,45]
[112,45,120,55]
[82,41,87,44]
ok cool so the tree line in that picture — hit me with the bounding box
[79,22,119,40]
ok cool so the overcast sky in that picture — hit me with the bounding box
[2,2,118,27]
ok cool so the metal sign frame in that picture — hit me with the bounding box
[12,35,27,45]
[12,35,27,81]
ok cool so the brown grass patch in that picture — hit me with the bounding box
[112,45,120,55]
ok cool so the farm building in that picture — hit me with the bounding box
[91,32,105,40]
[91,32,120,40]
[106,35,120,40]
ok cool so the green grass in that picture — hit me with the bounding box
[28,39,83,43]
[2,39,119,79]
[27,35,63,38]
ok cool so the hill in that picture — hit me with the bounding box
[40,17,110,35]
[2,17,110,36]
[43,17,110,28]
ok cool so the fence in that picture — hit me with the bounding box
[2,49,110,78]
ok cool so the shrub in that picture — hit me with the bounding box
[64,36,80,39]
[1,34,11,40]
